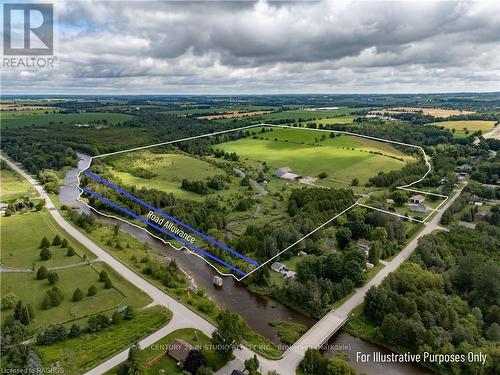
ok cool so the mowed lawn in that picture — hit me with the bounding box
[0,166,37,202]
[428,120,497,137]
[1,262,151,328]
[107,151,234,200]
[218,129,411,184]
[1,111,132,128]
[0,211,97,268]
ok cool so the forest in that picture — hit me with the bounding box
[360,224,499,374]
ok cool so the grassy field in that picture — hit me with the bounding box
[1,208,151,328]
[1,111,132,128]
[218,128,411,185]
[298,115,357,126]
[1,262,151,328]
[107,151,234,200]
[37,306,172,374]
[427,120,497,137]
[0,165,37,202]
[0,210,97,268]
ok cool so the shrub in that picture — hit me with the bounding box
[61,238,69,248]
[87,285,97,296]
[66,246,75,256]
[99,270,108,282]
[104,278,113,289]
[1,293,19,310]
[40,248,52,260]
[72,288,83,302]
[87,314,110,332]
[112,311,123,325]
[68,323,81,338]
[124,306,135,320]
[46,286,63,307]
[52,235,61,246]
[36,324,67,345]
[36,266,48,280]
[318,172,328,179]
[47,272,59,285]
[39,237,50,249]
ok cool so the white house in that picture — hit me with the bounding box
[271,262,287,273]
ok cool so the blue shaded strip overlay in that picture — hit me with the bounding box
[83,170,259,266]
[82,187,247,276]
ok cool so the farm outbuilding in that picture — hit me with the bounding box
[274,167,292,177]
[271,262,287,273]
[409,194,425,204]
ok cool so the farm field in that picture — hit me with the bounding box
[0,163,37,201]
[162,105,276,117]
[0,111,132,128]
[427,120,497,137]
[197,110,273,120]
[370,107,475,118]
[218,128,412,185]
[37,306,171,374]
[298,115,357,125]
[257,107,361,121]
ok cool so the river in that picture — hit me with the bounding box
[59,153,434,374]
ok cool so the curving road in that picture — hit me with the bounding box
[0,155,216,374]
[215,185,464,375]
[1,154,464,375]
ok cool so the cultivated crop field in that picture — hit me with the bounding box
[428,120,497,137]
[0,111,133,128]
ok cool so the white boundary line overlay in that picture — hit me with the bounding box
[76,123,449,281]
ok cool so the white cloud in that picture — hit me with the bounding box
[2,0,499,94]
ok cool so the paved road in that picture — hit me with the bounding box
[216,186,465,375]
[0,156,217,374]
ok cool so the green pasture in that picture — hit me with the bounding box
[37,306,171,374]
[0,211,97,268]
[427,120,496,137]
[298,115,357,125]
[217,129,410,185]
[0,166,37,201]
[1,262,151,328]
[1,111,132,128]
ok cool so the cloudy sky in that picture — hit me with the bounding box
[2,0,500,94]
